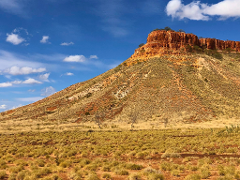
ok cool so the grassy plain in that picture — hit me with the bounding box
[1,123,240,179]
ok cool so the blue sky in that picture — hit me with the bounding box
[0,0,240,112]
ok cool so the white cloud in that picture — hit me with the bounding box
[166,0,240,20]
[0,50,45,72]
[0,104,7,109]
[65,72,74,76]
[39,73,50,81]
[22,78,42,84]
[28,89,35,92]
[11,104,23,110]
[6,33,25,45]
[60,42,74,46]
[4,66,46,75]
[12,80,22,84]
[90,55,98,59]
[40,36,50,44]
[63,55,86,62]
[17,97,43,102]
[0,82,12,87]
[0,0,24,15]
[0,78,41,88]
[41,86,56,97]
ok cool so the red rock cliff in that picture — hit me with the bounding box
[127,30,240,63]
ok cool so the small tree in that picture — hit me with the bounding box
[129,105,139,129]
[95,110,105,129]
[164,26,172,31]
[138,43,144,48]
[178,29,185,33]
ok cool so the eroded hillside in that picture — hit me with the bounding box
[1,30,240,129]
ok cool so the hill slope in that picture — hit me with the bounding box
[1,30,240,129]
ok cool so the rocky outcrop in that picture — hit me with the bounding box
[199,38,240,52]
[127,30,240,63]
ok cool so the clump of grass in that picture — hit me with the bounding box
[102,165,111,172]
[0,170,6,179]
[184,174,201,180]
[200,165,211,179]
[126,163,143,170]
[8,172,17,180]
[9,165,24,173]
[160,162,171,171]
[68,170,83,180]
[147,173,164,180]
[114,168,129,175]
[161,152,181,158]
[102,173,112,179]
[128,173,142,180]
[79,158,91,167]
[0,160,7,169]
[171,169,180,177]
[59,160,71,168]
[85,164,98,171]
[35,159,45,167]
[85,173,100,180]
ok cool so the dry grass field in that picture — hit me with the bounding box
[1,122,240,180]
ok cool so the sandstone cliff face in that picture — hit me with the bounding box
[127,30,240,63]
[199,38,240,52]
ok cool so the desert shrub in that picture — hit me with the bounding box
[114,168,129,175]
[85,164,98,171]
[40,167,52,176]
[67,150,77,157]
[217,174,235,180]
[8,173,17,180]
[9,165,24,173]
[161,152,181,158]
[139,43,144,48]
[85,173,100,180]
[102,165,111,172]
[147,172,164,180]
[79,158,91,167]
[143,167,158,175]
[0,170,6,179]
[0,160,7,169]
[16,170,29,180]
[171,169,180,176]
[102,173,112,179]
[51,174,62,180]
[14,159,28,166]
[126,163,143,170]
[184,174,201,180]
[60,160,71,168]
[200,166,211,178]
[68,170,83,180]
[128,173,142,180]
[160,162,171,171]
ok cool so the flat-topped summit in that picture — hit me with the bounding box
[128,30,240,63]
